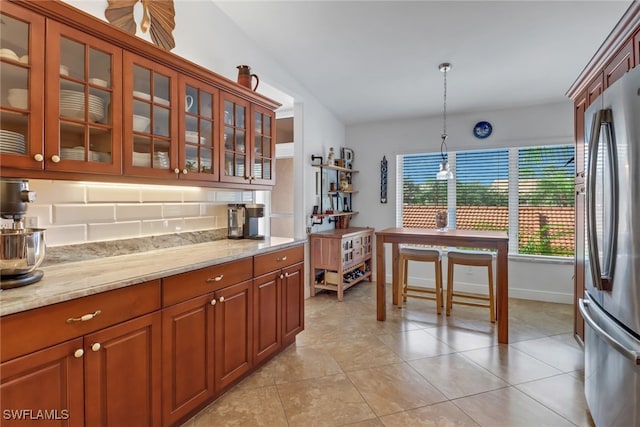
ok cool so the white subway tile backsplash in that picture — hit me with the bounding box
[182,187,217,202]
[141,218,185,235]
[30,180,86,203]
[200,203,227,217]
[116,204,163,221]
[25,204,52,226]
[215,191,247,202]
[44,224,87,247]
[88,221,141,242]
[54,204,115,225]
[162,203,200,218]
[140,188,184,203]
[183,216,217,231]
[88,185,141,203]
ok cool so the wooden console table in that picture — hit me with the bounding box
[375,227,510,343]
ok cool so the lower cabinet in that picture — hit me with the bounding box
[0,311,161,427]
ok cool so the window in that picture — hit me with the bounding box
[398,145,575,257]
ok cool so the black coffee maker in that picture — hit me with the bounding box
[243,204,265,240]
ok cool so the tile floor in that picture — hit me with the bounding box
[182,282,594,427]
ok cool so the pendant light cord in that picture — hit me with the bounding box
[439,63,450,162]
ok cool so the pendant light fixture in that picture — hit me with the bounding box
[436,62,454,180]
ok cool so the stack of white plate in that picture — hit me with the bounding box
[0,130,26,154]
[60,147,105,162]
[154,152,170,169]
[133,151,151,167]
[60,90,105,123]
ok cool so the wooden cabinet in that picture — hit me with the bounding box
[604,39,634,89]
[253,245,304,364]
[220,94,275,186]
[0,281,161,427]
[0,0,279,189]
[309,227,373,301]
[0,2,45,171]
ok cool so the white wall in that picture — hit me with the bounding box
[346,102,576,303]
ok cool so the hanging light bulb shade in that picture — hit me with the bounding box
[436,62,454,180]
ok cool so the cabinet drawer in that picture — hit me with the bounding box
[1,280,161,362]
[254,245,304,277]
[162,257,253,307]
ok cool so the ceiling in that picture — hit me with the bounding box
[214,0,633,125]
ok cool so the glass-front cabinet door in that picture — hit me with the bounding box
[220,93,250,184]
[123,52,178,178]
[0,3,44,170]
[251,105,275,186]
[180,76,219,181]
[45,21,122,174]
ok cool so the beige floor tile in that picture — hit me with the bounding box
[377,329,455,361]
[325,335,404,372]
[516,373,595,426]
[379,401,480,427]
[276,373,376,427]
[460,344,562,384]
[510,336,584,372]
[264,344,344,384]
[409,353,508,399]
[342,418,385,427]
[453,387,576,427]
[346,362,447,416]
[424,326,496,352]
[191,385,287,427]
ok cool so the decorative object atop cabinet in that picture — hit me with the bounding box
[0,0,280,189]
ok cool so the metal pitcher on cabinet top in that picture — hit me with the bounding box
[236,65,259,91]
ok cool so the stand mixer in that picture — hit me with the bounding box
[0,178,46,289]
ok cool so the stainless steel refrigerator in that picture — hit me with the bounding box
[579,65,640,427]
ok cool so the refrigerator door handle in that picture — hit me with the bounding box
[579,298,640,364]
[586,109,618,291]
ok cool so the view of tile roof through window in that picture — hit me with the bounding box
[402,206,574,255]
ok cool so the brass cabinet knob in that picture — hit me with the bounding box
[34,153,44,162]
[74,349,84,358]
[51,155,61,163]
[206,275,224,283]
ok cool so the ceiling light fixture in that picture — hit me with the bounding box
[436,62,454,180]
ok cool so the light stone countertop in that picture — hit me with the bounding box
[0,237,304,317]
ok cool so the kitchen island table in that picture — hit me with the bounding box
[375,227,509,343]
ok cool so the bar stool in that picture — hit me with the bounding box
[397,246,443,314]
[446,250,495,322]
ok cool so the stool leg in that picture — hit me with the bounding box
[435,259,442,314]
[403,259,409,302]
[446,260,454,316]
[488,263,495,323]
[397,255,405,308]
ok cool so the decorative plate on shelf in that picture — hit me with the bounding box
[473,121,492,139]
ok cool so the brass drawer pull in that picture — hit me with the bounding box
[283,272,293,278]
[206,275,224,283]
[66,310,101,324]
[276,256,287,262]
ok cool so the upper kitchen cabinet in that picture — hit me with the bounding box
[0,2,44,170]
[123,52,179,179]
[220,94,276,186]
[180,75,220,182]
[45,21,123,175]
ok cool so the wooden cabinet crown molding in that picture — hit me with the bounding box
[10,0,280,110]
[566,1,640,100]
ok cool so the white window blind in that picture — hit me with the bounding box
[399,144,575,257]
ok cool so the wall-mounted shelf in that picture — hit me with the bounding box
[310,156,358,226]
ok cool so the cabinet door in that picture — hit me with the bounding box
[45,20,122,174]
[161,294,215,427]
[84,312,161,427]
[180,75,220,181]
[123,52,179,179]
[253,272,281,365]
[250,104,276,185]
[219,93,251,184]
[282,262,304,345]
[0,3,45,171]
[214,280,253,391]
[0,338,84,427]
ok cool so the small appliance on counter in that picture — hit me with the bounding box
[0,178,46,289]
[227,204,245,239]
[243,204,265,240]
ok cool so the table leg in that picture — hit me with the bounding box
[376,236,386,320]
[496,243,509,343]
[391,243,399,306]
